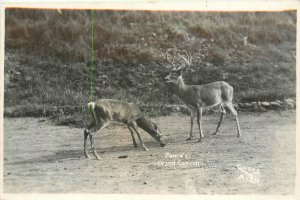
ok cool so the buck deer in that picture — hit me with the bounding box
[84,99,166,159]
[164,49,241,142]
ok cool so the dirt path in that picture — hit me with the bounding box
[3,111,295,194]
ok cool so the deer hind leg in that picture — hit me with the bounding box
[196,105,204,143]
[213,105,226,135]
[225,103,241,137]
[187,109,196,140]
[128,126,138,148]
[130,122,148,151]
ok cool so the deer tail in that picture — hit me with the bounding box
[88,102,97,122]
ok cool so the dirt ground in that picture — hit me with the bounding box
[3,111,296,194]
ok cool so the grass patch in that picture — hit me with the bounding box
[4,10,296,127]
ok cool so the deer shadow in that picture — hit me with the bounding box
[5,142,163,166]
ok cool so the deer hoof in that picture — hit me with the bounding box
[212,132,217,135]
[186,136,194,141]
[95,155,102,160]
[143,147,149,151]
[84,152,90,158]
[197,139,202,143]
[94,153,101,160]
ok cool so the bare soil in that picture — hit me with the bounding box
[3,111,296,194]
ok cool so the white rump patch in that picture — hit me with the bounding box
[88,102,95,110]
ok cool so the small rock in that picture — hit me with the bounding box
[238,103,245,108]
[261,102,270,107]
[270,101,282,109]
[283,99,295,109]
[257,101,262,107]
[244,103,252,108]
[275,100,282,105]
[284,98,295,105]
[143,181,148,185]
[250,102,257,107]
[174,105,180,111]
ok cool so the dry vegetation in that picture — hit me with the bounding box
[4,9,296,126]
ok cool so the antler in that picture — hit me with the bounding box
[165,49,192,71]
[165,49,176,69]
[178,50,191,69]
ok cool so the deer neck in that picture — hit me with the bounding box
[174,75,188,97]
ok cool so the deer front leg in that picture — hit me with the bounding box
[196,105,204,143]
[89,133,101,160]
[128,126,138,148]
[84,121,96,158]
[87,120,110,160]
[187,109,196,140]
[84,128,90,158]
[131,122,148,151]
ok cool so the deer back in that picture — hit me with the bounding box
[93,99,143,123]
[174,81,233,108]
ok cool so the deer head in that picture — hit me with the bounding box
[164,49,192,84]
[136,117,166,147]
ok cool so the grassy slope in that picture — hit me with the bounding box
[4,9,296,126]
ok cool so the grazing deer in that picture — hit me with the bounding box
[164,49,241,142]
[84,99,166,159]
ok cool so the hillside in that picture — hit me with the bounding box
[4,9,296,126]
